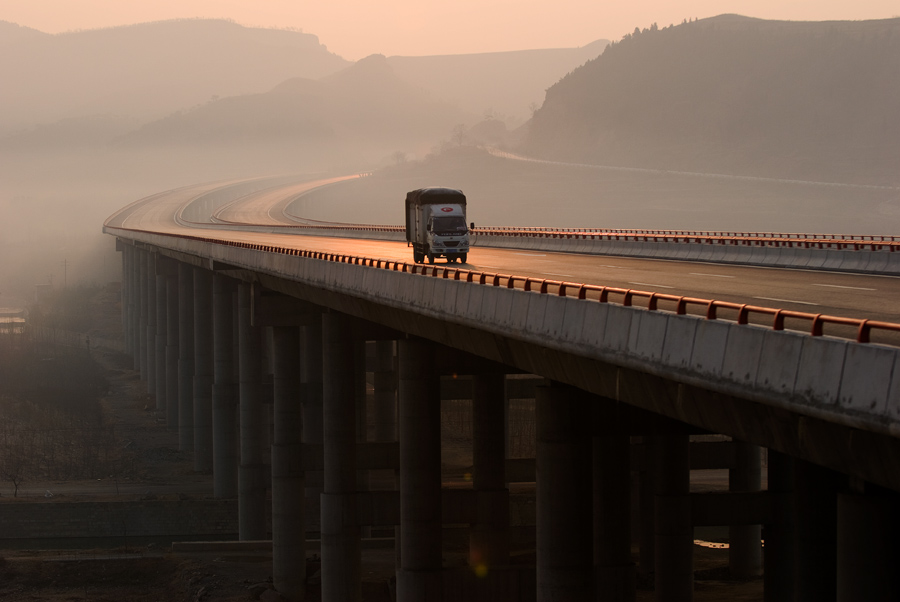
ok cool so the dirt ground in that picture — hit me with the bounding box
[0,285,764,600]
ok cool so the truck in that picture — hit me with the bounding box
[405,187,470,264]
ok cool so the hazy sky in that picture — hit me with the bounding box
[1,0,898,60]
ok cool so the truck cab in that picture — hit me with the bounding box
[405,188,470,264]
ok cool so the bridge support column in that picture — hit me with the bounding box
[272,325,305,600]
[178,263,195,452]
[213,274,238,498]
[129,246,140,365]
[122,245,134,360]
[638,437,655,578]
[145,253,157,395]
[794,459,840,602]
[155,271,168,412]
[536,383,593,601]
[165,270,179,430]
[594,403,634,602]
[321,313,362,601]
[729,441,762,578]
[373,340,399,561]
[470,372,510,570]
[836,488,899,601]
[238,283,267,540]
[192,267,214,473]
[356,341,371,540]
[652,428,692,602]
[301,321,324,535]
[137,249,147,375]
[764,450,794,602]
[397,337,442,601]
[373,340,397,445]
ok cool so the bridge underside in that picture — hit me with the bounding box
[113,239,900,602]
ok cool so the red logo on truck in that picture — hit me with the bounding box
[441,207,453,212]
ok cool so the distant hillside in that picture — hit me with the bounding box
[387,39,608,122]
[0,19,349,131]
[523,15,900,185]
[115,54,470,164]
[0,21,47,47]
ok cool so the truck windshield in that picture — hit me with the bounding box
[432,216,467,235]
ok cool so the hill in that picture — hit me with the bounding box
[114,54,471,168]
[0,19,349,131]
[522,15,900,185]
[387,39,608,123]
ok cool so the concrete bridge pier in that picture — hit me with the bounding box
[470,372,510,571]
[638,436,655,579]
[373,340,397,445]
[651,426,692,602]
[164,266,179,430]
[729,441,762,578]
[301,320,324,535]
[536,383,593,601]
[192,267,214,473]
[177,263,195,452]
[155,270,168,412]
[147,255,157,393]
[213,274,239,498]
[793,459,841,601]
[355,340,371,540]
[836,487,900,601]
[137,248,147,375]
[121,244,133,358]
[373,340,399,562]
[145,253,157,394]
[593,401,635,602]
[397,336,442,601]
[272,324,306,600]
[764,450,794,602]
[128,246,139,364]
[321,312,362,601]
[238,282,267,540]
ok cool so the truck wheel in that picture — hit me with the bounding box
[427,254,435,264]
[459,253,467,263]
[413,251,423,263]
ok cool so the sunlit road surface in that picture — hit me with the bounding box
[214,174,363,225]
[107,176,900,342]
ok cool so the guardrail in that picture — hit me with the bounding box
[471,228,900,251]
[206,216,900,252]
[108,226,900,345]
[479,227,900,241]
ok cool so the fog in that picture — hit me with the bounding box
[1,16,898,307]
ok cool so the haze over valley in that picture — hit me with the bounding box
[1,14,898,305]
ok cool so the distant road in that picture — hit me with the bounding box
[486,148,900,192]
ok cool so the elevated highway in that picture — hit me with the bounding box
[105,174,900,602]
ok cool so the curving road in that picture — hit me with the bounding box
[107,175,900,334]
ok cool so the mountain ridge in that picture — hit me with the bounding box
[523,15,900,185]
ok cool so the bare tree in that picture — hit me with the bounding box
[0,438,30,497]
[451,123,468,146]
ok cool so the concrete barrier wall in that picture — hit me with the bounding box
[471,234,900,276]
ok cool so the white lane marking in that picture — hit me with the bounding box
[753,296,819,306]
[513,252,547,256]
[690,272,736,278]
[628,282,675,289]
[540,272,574,277]
[812,283,876,291]
[600,265,622,269]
